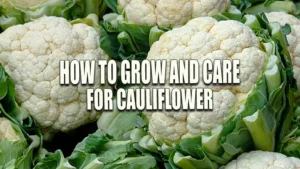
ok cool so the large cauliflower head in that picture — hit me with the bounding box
[223,151,300,169]
[265,12,300,97]
[118,0,230,28]
[145,17,266,144]
[0,16,108,132]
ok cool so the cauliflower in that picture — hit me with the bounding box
[0,117,41,168]
[265,12,300,97]
[223,151,300,169]
[118,0,230,28]
[126,14,295,168]
[100,0,232,61]
[0,117,30,168]
[0,117,19,141]
[145,17,266,143]
[0,16,109,133]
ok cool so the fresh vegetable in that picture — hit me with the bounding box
[0,14,110,135]
[0,64,41,168]
[251,8,300,160]
[0,0,107,32]
[96,12,296,168]
[222,151,300,169]
[146,13,284,141]
[100,0,232,60]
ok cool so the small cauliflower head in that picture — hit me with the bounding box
[145,17,266,144]
[0,16,108,132]
[223,151,300,169]
[0,118,19,142]
[118,0,230,28]
[265,12,300,97]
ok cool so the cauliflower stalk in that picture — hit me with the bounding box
[265,12,300,97]
[100,0,231,61]
[262,13,300,158]
[0,14,110,134]
[222,151,300,169]
[0,0,107,32]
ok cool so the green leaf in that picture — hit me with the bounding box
[34,150,75,169]
[104,0,118,13]
[244,1,296,14]
[68,152,98,169]
[100,14,151,60]
[172,151,218,169]
[100,22,121,59]
[74,131,111,154]
[101,156,157,169]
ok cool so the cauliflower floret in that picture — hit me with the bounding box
[146,17,266,144]
[0,16,109,132]
[223,151,300,169]
[265,12,300,97]
[0,118,19,141]
[118,0,230,28]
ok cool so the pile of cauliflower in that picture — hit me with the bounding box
[1,0,300,169]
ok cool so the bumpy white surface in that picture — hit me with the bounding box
[0,16,108,132]
[223,151,300,169]
[0,118,19,141]
[145,17,266,144]
[266,12,300,97]
[118,0,230,27]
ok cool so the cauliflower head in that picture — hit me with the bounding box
[0,118,19,142]
[0,16,108,133]
[223,151,300,169]
[118,0,230,28]
[145,17,266,144]
[265,12,300,97]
